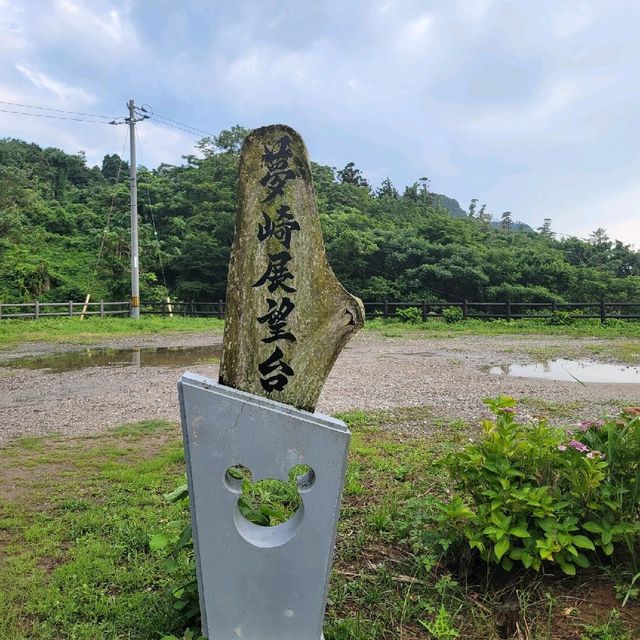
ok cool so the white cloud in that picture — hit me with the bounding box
[16,64,95,106]
[532,81,579,120]
[545,184,640,249]
[219,41,349,108]
[553,3,595,38]
[54,0,131,47]
[460,78,587,138]
[574,187,640,249]
[602,218,640,250]
[135,121,199,169]
[0,0,27,53]
[455,0,494,23]
[397,13,433,56]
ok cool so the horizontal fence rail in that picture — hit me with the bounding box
[0,300,129,319]
[362,300,640,322]
[1,299,639,322]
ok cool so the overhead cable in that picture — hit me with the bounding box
[138,105,216,138]
[0,106,118,124]
[0,99,116,120]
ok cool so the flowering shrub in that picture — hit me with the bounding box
[578,408,640,519]
[439,397,640,575]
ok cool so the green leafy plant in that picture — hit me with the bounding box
[580,609,630,640]
[578,408,640,518]
[161,630,205,640]
[442,307,464,324]
[546,310,576,325]
[419,604,460,639]
[437,397,640,575]
[615,571,640,606]
[149,483,199,627]
[396,306,422,323]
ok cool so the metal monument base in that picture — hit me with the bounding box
[178,373,350,640]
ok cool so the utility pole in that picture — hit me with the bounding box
[127,99,140,319]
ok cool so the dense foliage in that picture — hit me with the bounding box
[438,398,640,576]
[1,132,639,304]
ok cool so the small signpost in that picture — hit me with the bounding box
[178,125,364,639]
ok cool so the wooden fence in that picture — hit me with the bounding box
[364,299,640,322]
[1,299,639,322]
[0,300,130,319]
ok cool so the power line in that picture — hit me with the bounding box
[139,106,215,138]
[0,106,117,124]
[143,114,209,139]
[137,105,216,138]
[0,99,116,120]
[0,98,211,137]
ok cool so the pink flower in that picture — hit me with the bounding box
[581,419,604,431]
[557,444,567,452]
[500,407,517,414]
[568,440,590,453]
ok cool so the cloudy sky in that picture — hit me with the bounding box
[1,0,639,246]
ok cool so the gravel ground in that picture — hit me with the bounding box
[0,332,638,445]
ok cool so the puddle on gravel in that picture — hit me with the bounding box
[489,358,640,384]
[0,345,223,373]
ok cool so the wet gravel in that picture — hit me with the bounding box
[0,332,638,445]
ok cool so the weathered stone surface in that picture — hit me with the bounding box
[220,124,364,412]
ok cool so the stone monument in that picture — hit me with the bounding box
[220,124,364,411]
[178,124,364,639]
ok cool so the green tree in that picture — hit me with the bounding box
[500,211,513,233]
[537,218,554,239]
[337,162,369,188]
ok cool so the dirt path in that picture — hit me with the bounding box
[1,332,638,444]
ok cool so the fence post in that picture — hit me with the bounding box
[100,300,105,318]
[600,299,606,324]
[34,300,40,320]
[421,300,427,322]
[551,300,557,314]
[162,300,166,318]
[506,300,512,321]
[383,297,388,319]
[68,300,73,317]
[218,299,224,319]
[462,299,468,319]
[190,299,195,317]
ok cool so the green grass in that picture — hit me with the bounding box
[520,397,586,418]
[582,341,640,365]
[2,316,639,351]
[365,317,640,339]
[524,340,640,365]
[0,317,224,349]
[1,409,638,639]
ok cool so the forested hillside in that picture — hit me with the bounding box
[1,131,639,304]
